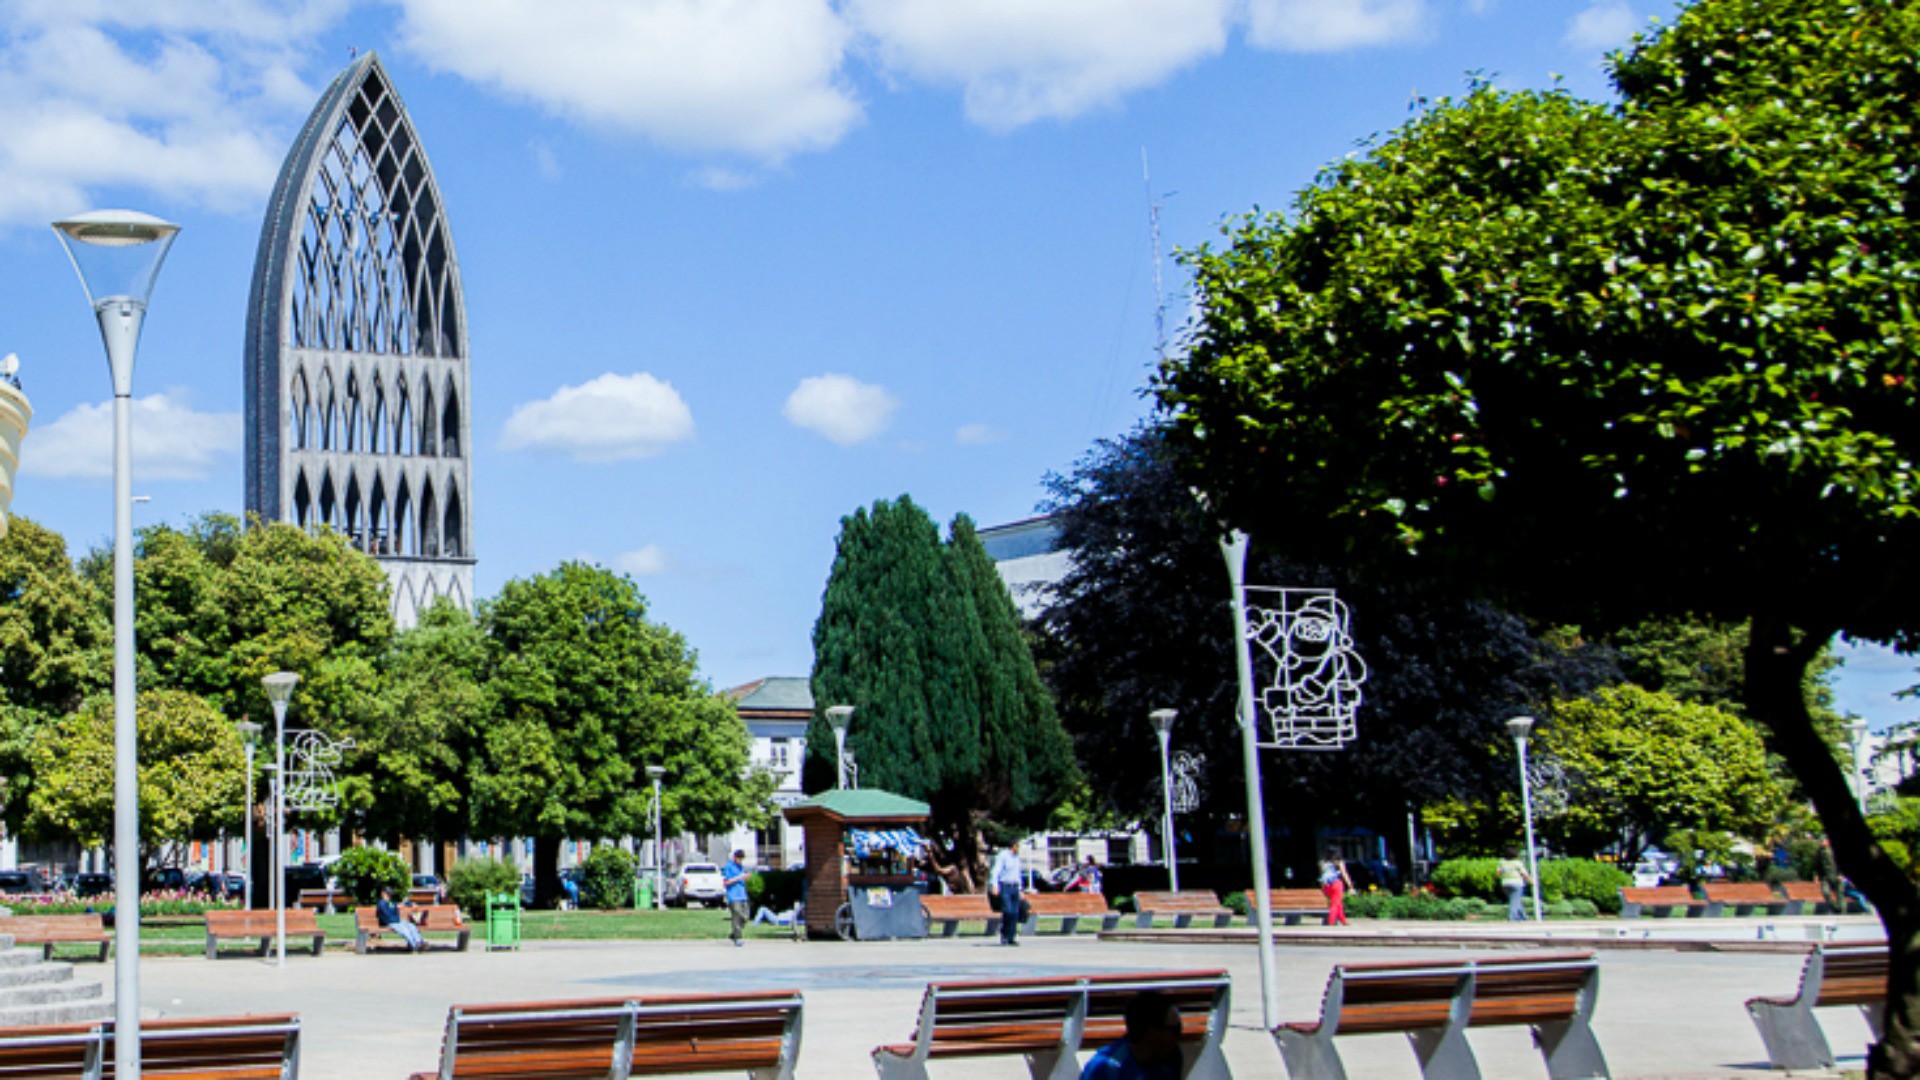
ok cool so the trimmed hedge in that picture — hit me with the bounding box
[580,846,637,910]
[1430,857,1630,915]
[332,846,411,905]
[447,857,521,918]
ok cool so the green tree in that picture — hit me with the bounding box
[23,688,244,865]
[1539,686,1783,864]
[808,497,1074,888]
[1155,2,1920,1068]
[472,562,773,907]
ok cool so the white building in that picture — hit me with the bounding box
[720,678,812,869]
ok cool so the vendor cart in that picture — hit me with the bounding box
[782,789,932,940]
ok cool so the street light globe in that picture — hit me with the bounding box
[235,720,262,741]
[52,210,180,311]
[825,705,854,733]
[645,765,666,780]
[1506,715,1535,741]
[1148,708,1178,737]
[261,671,300,705]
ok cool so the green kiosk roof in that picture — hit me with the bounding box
[785,788,930,821]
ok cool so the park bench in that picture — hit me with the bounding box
[0,914,112,961]
[1133,891,1234,930]
[1275,952,1608,1080]
[919,895,999,938]
[354,904,469,954]
[873,969,1230,1080]
[1777,881,1827,915]
[1617,885,1709,918]
[408,887,443,906]
[1746,941,1886,1070]
[1244,889,1332,927]
[1701,882,1788,917]
[410,989,803,1080]
[1022,892,1119,935]
[204,910,326,959]
[0,1014,302,1080]
[296,889,348,914]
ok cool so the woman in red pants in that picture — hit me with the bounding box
[1319,849,1354,926]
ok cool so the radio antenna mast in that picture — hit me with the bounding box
[1144,148,1168,365]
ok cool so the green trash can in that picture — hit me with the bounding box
[634,878,654,910]
[486,892,522,951]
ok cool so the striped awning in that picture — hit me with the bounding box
[847,827,927,858]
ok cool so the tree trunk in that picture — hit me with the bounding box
[1746,619,1920,1078]
[249,803,271,911]
[533,836,562,910]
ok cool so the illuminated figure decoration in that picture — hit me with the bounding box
[1170,751,1202,814]
[244,52,473,627]
[282,730,354,813]
[1245,587,1368,749]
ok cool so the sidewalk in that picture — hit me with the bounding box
[98,928,1876,1078]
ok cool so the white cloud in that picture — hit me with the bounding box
[846,0,1235,130]
[21,391,240,481]
[0,3,345,227]
[528,138,561,181]
[1564,1,1642,53]
[501,372,695,462]
[614,544,669,576]
[955,423,1008,445]
[393,0,861,162]
[1243,0,1432,53]
[783,374,898,446]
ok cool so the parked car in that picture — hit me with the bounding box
[73,872,113,898]
[142,866,187,893]
[283,863,328,899]
[0,871,37,895]
[668,863,726,908]
[222,872,247,901]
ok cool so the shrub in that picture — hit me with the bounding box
[580,846,637,910]
[448,857,522,918]
[1222,891,1249,917]
[1429,858,1500,901]
[331,846,410,905]
[1538,859,1631,914]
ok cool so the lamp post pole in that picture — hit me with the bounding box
[54,209,180,1080]
[826,706,854,790]
[1223,529,1282,1030]
[236,722,261,911]
[1148,709,1179,892]
[1507,716,1545,922]
[646,765,665,910]
[262,673,300,966]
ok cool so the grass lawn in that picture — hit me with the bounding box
[121,905,799,956]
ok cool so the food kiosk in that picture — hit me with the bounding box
[782,788,932,940]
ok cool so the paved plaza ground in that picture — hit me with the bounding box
[89,917,1881,1078]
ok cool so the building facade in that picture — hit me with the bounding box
[723,678,812,869]
[244,52,474,627]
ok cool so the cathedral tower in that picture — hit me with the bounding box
[245,52,474,627]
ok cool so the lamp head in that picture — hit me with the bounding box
[52,210,180,311]
[235,720,262,738]
[1506,715,1534,741]
[1148,708,1177,737]
[1846,719,1870,738]
[825,705,854,733]
[261,671,300,706]
[645,765,666,780]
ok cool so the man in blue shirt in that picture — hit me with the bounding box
[375,887,425,952]
[1080,991,1183,1080]
[722,850,750,947]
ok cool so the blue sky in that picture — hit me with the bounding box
[0,0,1912,728]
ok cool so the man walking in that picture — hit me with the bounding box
[989,842,1024,946]
[722,850,750,946]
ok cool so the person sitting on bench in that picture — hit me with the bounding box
[1080,990,1182,1080]
[750,905,795,926]
[377,887,425,952]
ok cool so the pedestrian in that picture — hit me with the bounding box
[1319,848,1354,926]
[722,850,751,946]
[1078,990,1184,1080]
[1497,847,1532,921]
[1076,856,1104,895]
[989,842,1024,946]
[376,886,425,952]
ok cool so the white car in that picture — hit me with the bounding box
[671,863,727,908]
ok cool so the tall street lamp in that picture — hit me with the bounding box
[54,208,179,1080]
[1507,715,1545,922]
[826,706,854,790]
[262,672,299,967]
[646,765,666,910]
[1846,719,1871,813]
[1148,709,1179,891]
[236,721,261,911]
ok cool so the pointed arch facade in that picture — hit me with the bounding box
[245,52,474,628]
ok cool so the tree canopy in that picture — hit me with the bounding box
[1155,0,1920,1068]
[808,497,1074,887]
